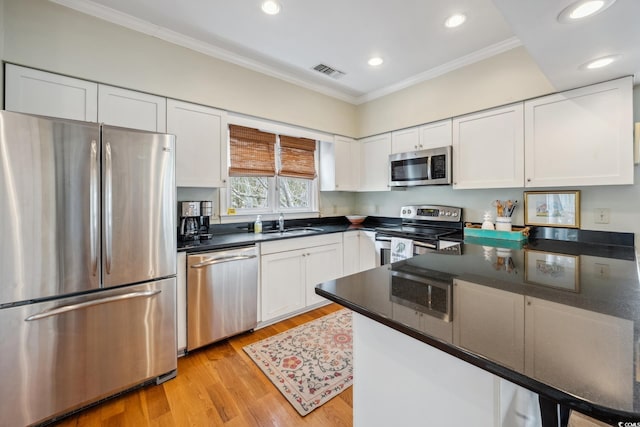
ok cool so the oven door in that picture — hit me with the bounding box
[375,235,392,266]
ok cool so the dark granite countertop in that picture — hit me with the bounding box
[177,216,399,253]
[316,239,640,424]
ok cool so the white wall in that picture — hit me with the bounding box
[2,0,357,137]
[356,47,555,138]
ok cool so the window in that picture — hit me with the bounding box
[227,125,317,215]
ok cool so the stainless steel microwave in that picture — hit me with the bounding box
[388,146,451,187]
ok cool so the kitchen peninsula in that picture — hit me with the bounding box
[316,238,640,426]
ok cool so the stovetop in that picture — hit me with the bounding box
[375,225,459,241]
[376,205,463,242]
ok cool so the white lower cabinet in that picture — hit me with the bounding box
[453,278,524,371]
[260,234,343,323]
[343,230,378,276]
[260,249,306,321]
[176,252,187,355]
[524,296,634,410]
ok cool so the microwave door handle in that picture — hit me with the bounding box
[427,156,432,180]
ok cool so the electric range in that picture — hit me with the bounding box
[375,205,463,264]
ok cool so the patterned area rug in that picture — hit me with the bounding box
[243,309,353,416]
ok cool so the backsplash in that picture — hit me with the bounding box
[354,179,640,247]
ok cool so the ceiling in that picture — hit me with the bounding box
[51,0,639,104]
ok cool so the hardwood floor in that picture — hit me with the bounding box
[54,304,353,427]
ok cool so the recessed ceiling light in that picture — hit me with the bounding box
[261,0,281,15]
[558,0,616,23]
[582,54,621,69]
[368,57,384,67]
[444,13,467,28]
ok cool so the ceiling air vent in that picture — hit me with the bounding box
[312,63,346,79]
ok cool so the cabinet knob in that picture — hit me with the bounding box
[414,145,418,149]
[527,178,531,182]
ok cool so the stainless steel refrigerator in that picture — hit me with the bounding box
[0,111,177,426]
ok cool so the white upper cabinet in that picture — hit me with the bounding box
[391,127,420,154]
[5,64,98,122]
[167,99,226,188]
[524,77,634,187]
[392,119,452,154]
[98,84,166,132]
[359,133,391,192]
[319,136,360,191]
[419,119,452,150]
[453,103,524,189]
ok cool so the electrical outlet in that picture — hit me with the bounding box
[375,205,380,214]
[594,263,610,279]
[594,208,610,224]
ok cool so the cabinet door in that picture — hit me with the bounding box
[452,103,524,189]
[5,64,98,122]
[98,84,166,132]
[524,77,633,187]
[176,252,187,355]
[419,119,452,150]
[261,250,305,322]
[343,231,360,276]
[453,279,524,371]
[360,133,391,192]
[305,243,343,306]
[167,99,226,187]
[391,127,420,154]
[359,230,378,270]
[320,136,360,191]
[524,296,633,410]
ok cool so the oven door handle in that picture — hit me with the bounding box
[413,240,437,249]
[375,235,392,242]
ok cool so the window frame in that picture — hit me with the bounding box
[221,116,325,220]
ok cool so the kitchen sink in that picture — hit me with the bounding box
[262,227,324,235]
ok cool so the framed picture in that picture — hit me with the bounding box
[524,190,580,228]
[524,250,580,292]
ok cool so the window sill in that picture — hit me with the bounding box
[219,211,321,224]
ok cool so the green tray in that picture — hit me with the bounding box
[463,236,527,250]
[464,225,529,242]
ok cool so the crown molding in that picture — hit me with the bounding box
[49,0,360,103]
[49,0,521,106]
[354,37,523,104]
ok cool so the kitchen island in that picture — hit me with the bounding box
[316,239,640,426]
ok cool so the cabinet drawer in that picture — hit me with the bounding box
[261,233,342,255]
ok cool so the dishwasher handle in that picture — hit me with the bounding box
[190,254,257,269]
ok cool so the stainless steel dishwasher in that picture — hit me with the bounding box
[187,245,258,351]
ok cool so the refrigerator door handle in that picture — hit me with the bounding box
[24,290,162,321]
[105,141,113,275]
[190,254,257,269]
[90,140,99,277]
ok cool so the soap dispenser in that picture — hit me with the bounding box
[254,215,263,234]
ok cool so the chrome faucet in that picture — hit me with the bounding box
[278,212,285,232]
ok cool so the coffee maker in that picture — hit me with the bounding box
[179,201,201,242]
[179,201,214,241]
[198,201,213,240]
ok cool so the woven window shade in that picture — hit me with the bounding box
[279,135,317,179]
[229,125,276,176]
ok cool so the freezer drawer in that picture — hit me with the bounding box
[187,246,258,351]
[0,278,177,427]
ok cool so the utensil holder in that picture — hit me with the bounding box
[495,216,512,231]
